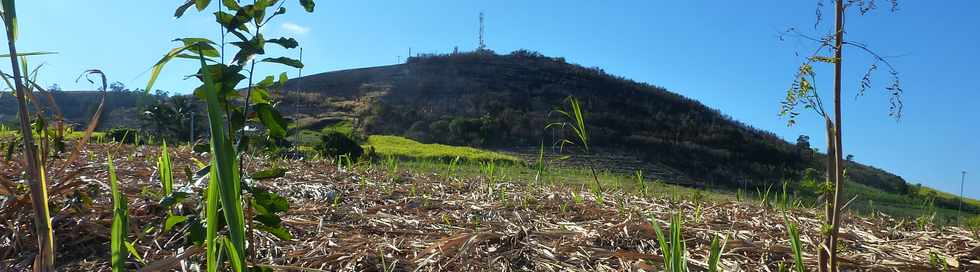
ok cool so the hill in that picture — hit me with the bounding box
[0,90,164,130]
[275,50,912,195]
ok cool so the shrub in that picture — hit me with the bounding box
[966,216,980,236]
[316,131,363,161]
[106,128,142,144]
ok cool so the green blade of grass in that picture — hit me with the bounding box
[197,51,246,271]
[787,221,806,272]
[670,214,684,272]
[205,164,220,272]
[650,215,671,271]
[109,155,128,272]
[159,141,173,197]
[707,235,723,272]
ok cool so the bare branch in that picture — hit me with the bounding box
[843,41,904,119]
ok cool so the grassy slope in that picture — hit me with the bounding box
[372,136,980,225]
[365,135,521,163]
[287,130,979,225]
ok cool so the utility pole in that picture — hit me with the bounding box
[960,171,967,225]
[298,47,304,78]
[189,110,195,143]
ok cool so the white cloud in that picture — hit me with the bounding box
[281,22,310,35]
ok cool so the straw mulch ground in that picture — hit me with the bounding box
[1,144,978,271]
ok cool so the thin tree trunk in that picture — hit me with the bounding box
[5,22,55,272]
[819,117,836,272]
[828,0,846,271]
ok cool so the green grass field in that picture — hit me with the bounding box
[0,129,105,140]
[354,135,980,226]
[364,135,522,163]
[285,131,980,226]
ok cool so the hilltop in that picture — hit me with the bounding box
[276,50,911,194]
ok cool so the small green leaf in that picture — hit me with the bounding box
[124,241,145,264]
[809,56,838,64]
[159,191,189,209]
[254,213,282,226]
[215,11,250,33]
[251,167,286,180]
[146,43,199,92]
[277,72,288,87]
[256,224,293,240]
[222,0,240,9]
[222,5,256,37]
[195,0,211,11]
[250,87,271,105]
[254,103,287,138]
[231,34,265,65]
[251,187,289,214]
[256,75,275,88]
[267,37,299,49]
[261,57,303,68]
[187,217,206,245]
[175,0,195,18]
[164,215,188,232]
[300,0,315,12]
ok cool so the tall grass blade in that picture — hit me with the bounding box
[108,155,128,272]
[707,235,724,272]
[197,51,246,271]
[651,214,690,272]
[670,214,685,272]
[158,141,173,196]
[205,163,220,272]
[787,221,806,272]
[534,142,544,183]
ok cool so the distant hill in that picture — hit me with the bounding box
[0,50,914,197]
[0,90,164,130]
[275,50,911,194]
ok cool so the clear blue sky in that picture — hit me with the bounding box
[5,1,978,198]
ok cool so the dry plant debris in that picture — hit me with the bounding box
[0,144,977,271]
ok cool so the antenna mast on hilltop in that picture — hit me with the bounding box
[478,12,486,50]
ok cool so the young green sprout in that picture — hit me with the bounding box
[635,170,648,197]
[108,155,128,272]
[158,141,173,198]
[650,214,725,272]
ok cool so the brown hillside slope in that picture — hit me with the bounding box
[273,50,912,196]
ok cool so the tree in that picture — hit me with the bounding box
[779,1,903,271]
[109,81,127,92]
[846,154,854,161]
[795,135,811,150]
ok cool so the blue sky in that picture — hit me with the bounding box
[5,1,978,198]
